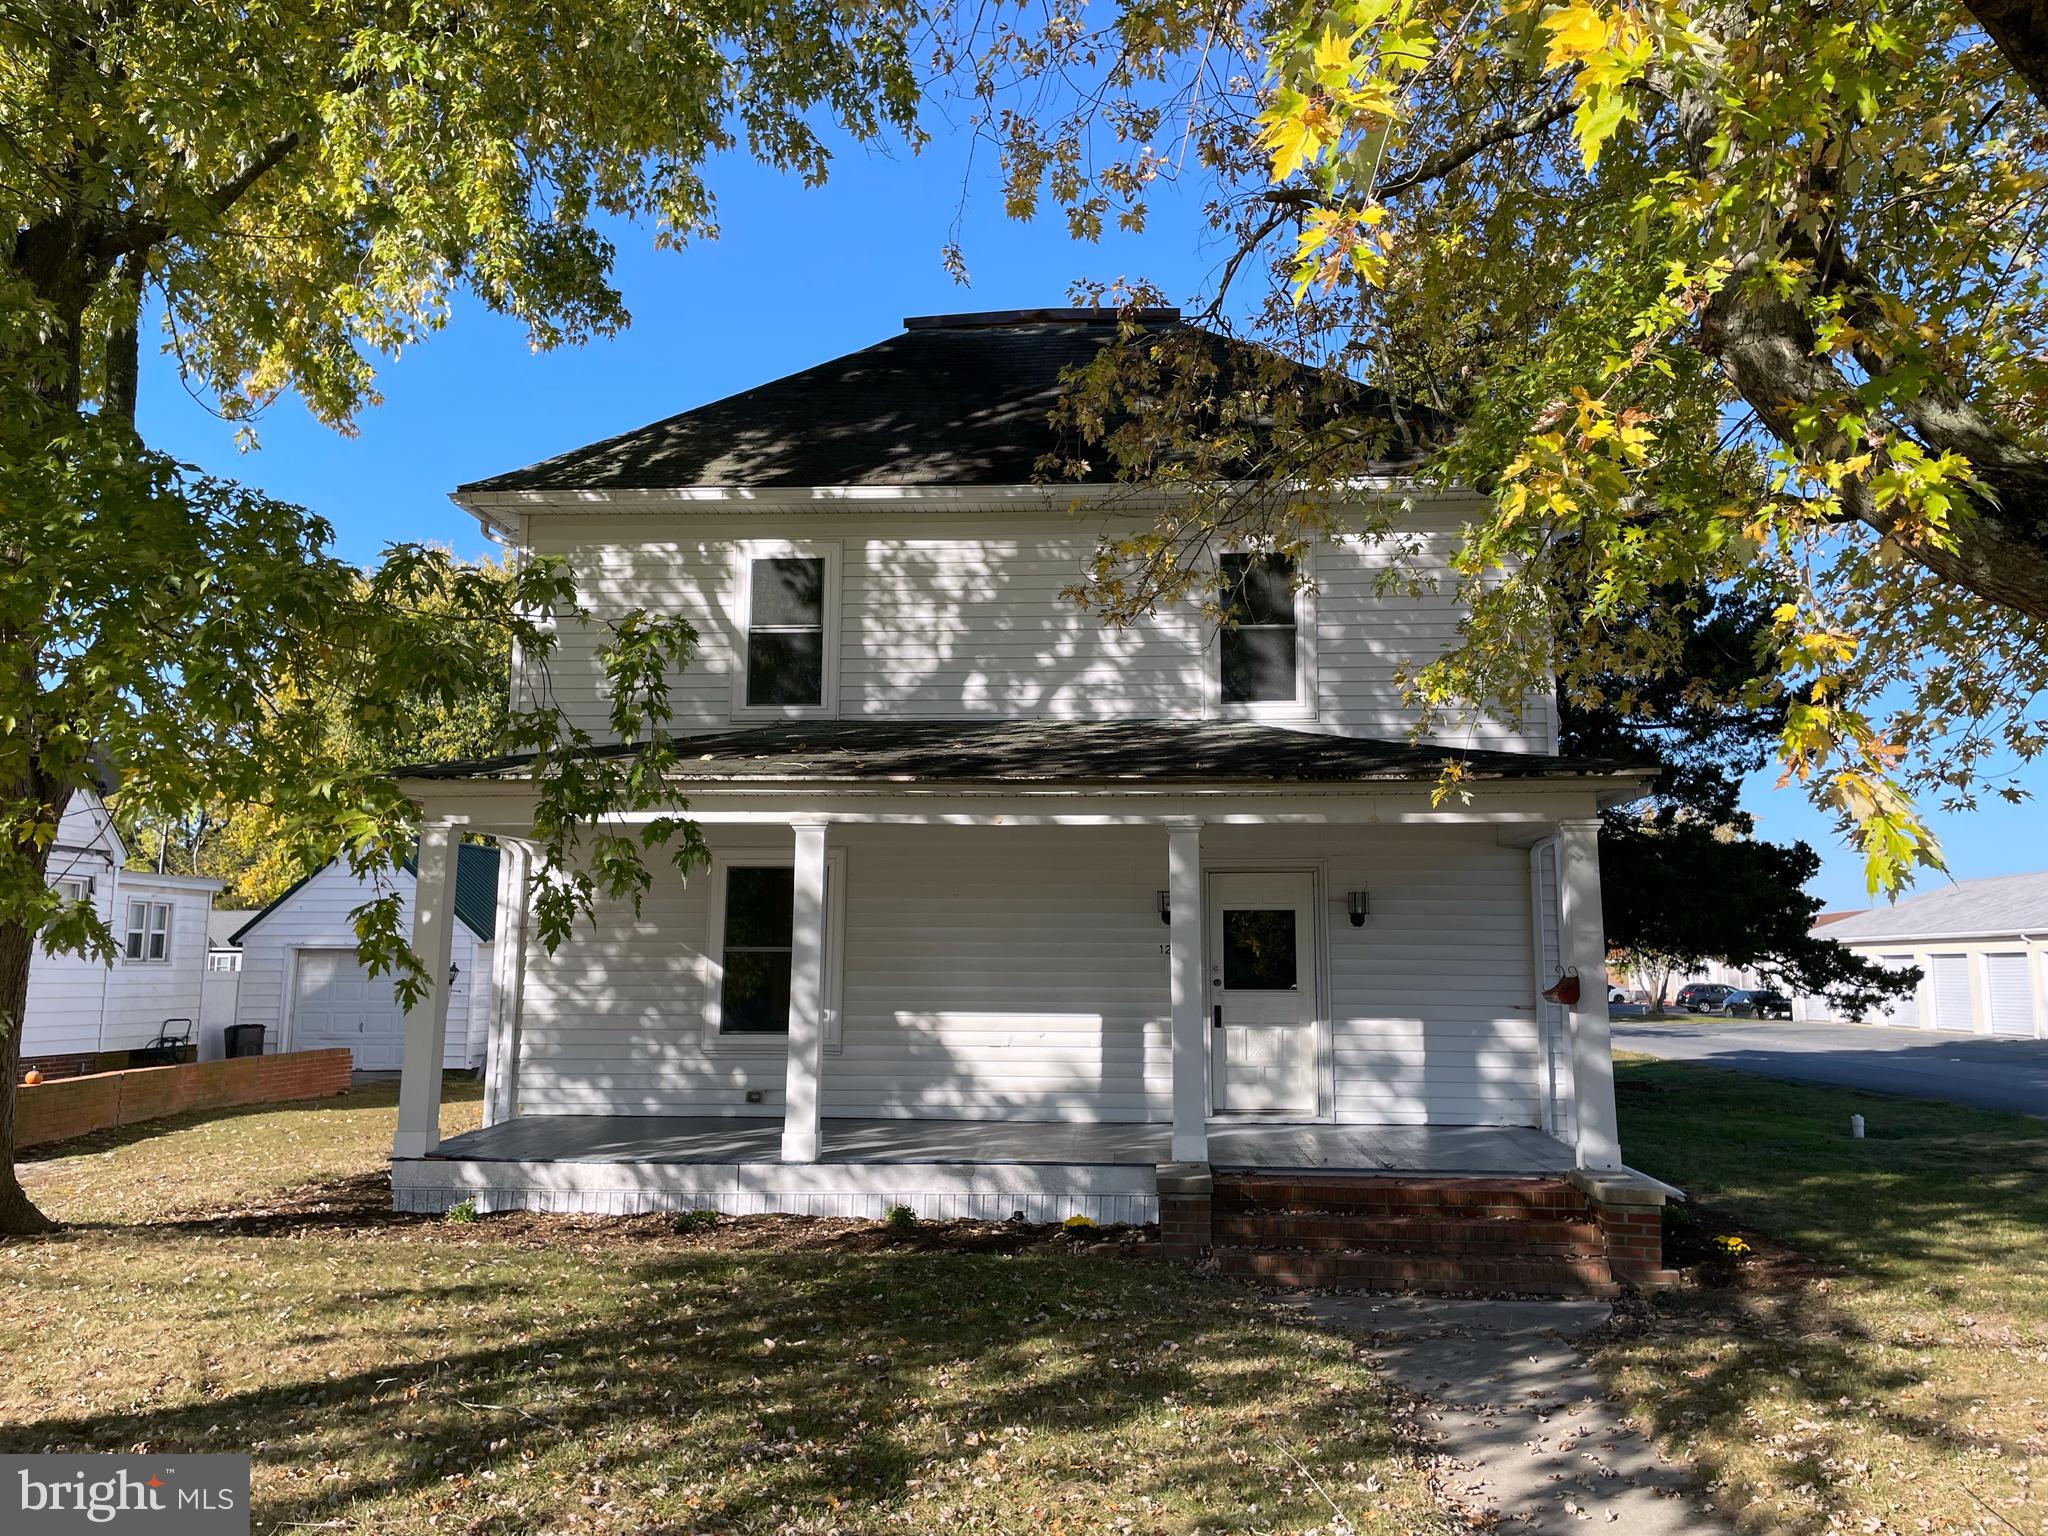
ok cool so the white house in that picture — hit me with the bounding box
[227,846,498,1070]
[1812,874,2048,1036]
[383,309,1670,1291]
[28,788,222,1070]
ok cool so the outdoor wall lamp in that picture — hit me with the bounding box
[1346,890,1371,927]
[1157,890,1172,925]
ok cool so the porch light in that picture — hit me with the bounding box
[1346,890,1370,927]
[1157,890,1171,925]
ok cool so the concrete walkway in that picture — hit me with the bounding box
[1283,1295,1733,1534]
[1614,1017,2048,1116]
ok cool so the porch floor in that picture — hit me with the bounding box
[429,1116,1574,1175]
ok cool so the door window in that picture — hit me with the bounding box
[1222,908,1298,990]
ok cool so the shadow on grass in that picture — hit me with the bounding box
[1599,1057,2048,1531]
[1,1231,1388,1532]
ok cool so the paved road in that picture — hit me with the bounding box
[1613,1016,2048,1117]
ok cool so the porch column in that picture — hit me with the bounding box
[394,821,460,1159]
[1167,818,1208,1164]
[1558,816,1623,1171]
[780,819,830,1163]
[483,841,532,1127]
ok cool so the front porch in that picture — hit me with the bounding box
[394,1113,1576,1219]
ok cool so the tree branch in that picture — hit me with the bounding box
[92,129,302,262]
[1262,92,1572,208]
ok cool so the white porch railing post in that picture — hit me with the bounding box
[781,819,830,1163]
[394,822,460,1160]
[1558,816,1623,1170]
[484,841,532,1127]
[1167,818,1208,1164]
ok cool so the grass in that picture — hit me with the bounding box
[1,1080,1443,1535]
[1598,1054,2048,1536]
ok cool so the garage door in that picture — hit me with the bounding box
[291,949,413,1070]
[1984,953,2037,1037]
[1877,954,1919,1028]
[1929,954,1975,1033]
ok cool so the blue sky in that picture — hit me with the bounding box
[131,132,2042,912]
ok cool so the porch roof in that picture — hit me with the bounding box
[395,719,1648,788]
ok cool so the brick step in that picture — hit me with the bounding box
[1214,1174,1591,1220]
[1215,1246,1619,1298]
[1212,1210,1605,1257]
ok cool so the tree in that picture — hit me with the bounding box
[1,1,920,1233]
[961,0,2048,895]
[114,555,523,908]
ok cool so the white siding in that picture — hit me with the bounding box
[514,502,1555,752]
[233,860,484,1069]
[25,794,218,1059]
[514,822,1546,1129]
[100,874,214,1052]
[23,795,121,1057]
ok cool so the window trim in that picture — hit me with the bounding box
[702,849,847,1055]
[124,898,173,964]
[1205,546,1317,720]
[729,540,841,719]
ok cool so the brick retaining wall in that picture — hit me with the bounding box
[16,1050,353,1149]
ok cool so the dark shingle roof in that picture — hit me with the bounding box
[396,720,1646,786]
[458,309,1417,494]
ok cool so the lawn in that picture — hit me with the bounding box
[0,1080,1445,1535]
[1599,1054,2048,1536]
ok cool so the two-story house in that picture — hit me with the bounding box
[388,308,1671,1291]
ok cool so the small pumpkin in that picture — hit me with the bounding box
[22,1069,43,1086]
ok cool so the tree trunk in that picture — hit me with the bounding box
[0,869,60,1236]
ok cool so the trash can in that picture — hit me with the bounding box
[223,1024,266,1059]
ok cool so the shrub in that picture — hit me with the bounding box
[882,1203,916,1232]
[445,1198,479,1224]
[671,1208,721,1234]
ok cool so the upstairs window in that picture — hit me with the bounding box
[55,876,90,905]
[736,545,837,713]
[125,899,172,962]
[1219,553,1301,706]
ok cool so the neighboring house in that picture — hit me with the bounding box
[228,847,498,1070]
[381,307,1662,1266]
[27,788,221,1071]
[199,909,250,1050]
[207,911,249,972]
[1810,874,2048,1037]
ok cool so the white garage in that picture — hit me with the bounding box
[228,847,498,1070]
[1814,872,2048,1039]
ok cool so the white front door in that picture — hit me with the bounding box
[1208,872,1318,1114]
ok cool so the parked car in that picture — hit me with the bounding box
[1674,982,1736,1013]
[1608,997,1649,1019]
[1724,988,1793,1019]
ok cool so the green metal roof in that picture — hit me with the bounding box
[405,842,501,943]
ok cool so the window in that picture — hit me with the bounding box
[743,555,827,708]
[125,899,172,962]
[718,866,797,1033]
[706,851,847,1052]
[1222,908,1299,990]
[1219,553,1301,706]
[207,950,241,973]
[55,876,90,905]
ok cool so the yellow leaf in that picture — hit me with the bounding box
[1543,2,1610,66]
